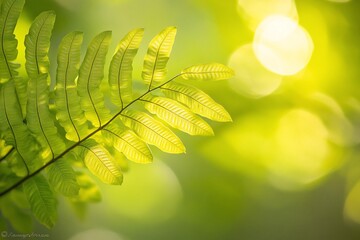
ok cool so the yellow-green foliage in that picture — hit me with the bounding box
[0,0,233,230]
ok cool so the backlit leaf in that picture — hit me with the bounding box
[80,139,123,185]
[109,28,144,108]
[181,63,234,81]
[55,31,89,142]
[47,159,80,197]
[120,109,185,153]
[78,31,112,127]
[0,0,24,81]
[141,95,214,136]
[23,174,57,229]
[102,124,153,163]
[142,26,177,88]
[161,81,232,122]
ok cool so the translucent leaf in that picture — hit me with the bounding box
[78,31,112,127]
[0,0,24,80]
[0,139,12,158]
[13,76,27,118]
[161,81,232,122]
[109,28,144,108]
[120,109,185,153]
[142,26,177,88]
[47,159,80,197]
[25,11,55,80]
[0,81,39,172]
[102,124,153,163]
[141,95,214,136]
[80,139,123,185]
[55,31,89,142]
[27,74,66,160]
[181,63,234,81]
[22,174,57,229]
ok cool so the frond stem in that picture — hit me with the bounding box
[0,146,14,162]
[0,73,183,197]
[0,0,16,78]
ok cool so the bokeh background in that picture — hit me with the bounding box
[13,0,360,239]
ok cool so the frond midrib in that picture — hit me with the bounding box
[63,34,81,141]
[1,0,17,78]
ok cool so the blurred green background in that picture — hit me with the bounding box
[14,0,360,239]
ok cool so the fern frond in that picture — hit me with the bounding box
[141,95,214,136]
[142,26,177,89]
[102,124,153,164]
[120,109,185,153]
[80,139,123,185]
[0,81,38,172]
[27,74,65,160]
[0,0,24,81]
[47,159,80,197]
[22,174,57,228]
[78,31,112,127]
[25,11,55,80]
[109,28,144,109]
[0,11,234,231]
[181,63,234,81]
[161,81,232,122]
[55,31,88,142]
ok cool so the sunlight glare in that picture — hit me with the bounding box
[228,44,282,98]
[237,0,298,30]
[269,109,330,190]
[253,15,314,76]
[100,161,182,223]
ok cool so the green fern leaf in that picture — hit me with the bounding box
[161,81,232,122]
[47,159,80,197]
[27,74,66,160]
[142,26,177,88]
[25,11,55,80]
[141,95,214,136]
[13,76,28,118]
[0,139,12,158]
[78,31,112,127]
[22,174,57,228]
[80,139,123,185]
[0,0,24,81]
[181,63,234,81]
[0,81,38,172]
[109,28,144,109]
[55,31,89,142]
[102,124,153,164]
[120,109,185,153]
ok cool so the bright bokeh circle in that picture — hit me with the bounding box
[253,15,314,76]
[237,0,298,30]
[228,44,282,98]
